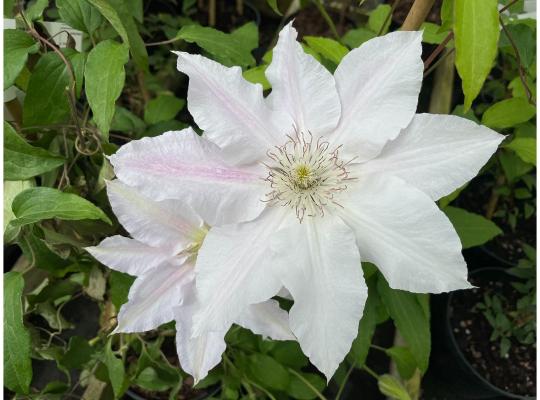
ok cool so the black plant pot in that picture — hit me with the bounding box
[428,268,535,399]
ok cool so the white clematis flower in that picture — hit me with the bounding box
[86,180,294,383]
[109,23,504,379]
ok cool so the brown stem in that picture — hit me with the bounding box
[208,0,216,26]
[485,174,506,219]
[423,31,454,71]
[499,15,535,106]
[236,0,244,16]
[136,70,150,107]
[401,0,436,31]
[428,48,455,114]
[20,10,92,152]
[424,47,455,77]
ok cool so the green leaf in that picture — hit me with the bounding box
[5,0,15,17]
[368,4,391,35]
[4,29,39,89]
[109,271,135,310]
[56,0,103,34]
[60,336,95,370]
[349,276,380,366]
[4,179,34,242]
[342,28,376,48]
[286,372,325,400]
[377,374,411,400]
[499,23,535,67]
[85,40,129,141]
[4,122,64,180]
[87,0,148,71]
[304,36,349,65]
[481,98,536,129]
[4,272,32,394]
[22,51,73,126]
[11,187,112,227]
[176,24,257,67]
[378,277,431,372]
[270,341,308,369]
[67,49,87,98]
[454,0,500,111]
[421,22,452,45]
[443,206,502,249]
[17,227,71,274]
[385,347,417,380]
[134,367,174,392]
[504,137,536,165]
[499,150,534,182]
[440,0,454,32]
[25,0,49,21]
[105,339,127,398]
[247,353,290,390]
[111,106,146,135]
[230,22,259,51]
[266,0,282,15]
[508,76,536,100]
[144,94,185,125]
[243,65,271,90]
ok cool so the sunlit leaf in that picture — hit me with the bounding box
[454,0,499,110]
[444,206,502,249]
[11,187,112,227]
[85,40,129,141]
[4,272,32,394]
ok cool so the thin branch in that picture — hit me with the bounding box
[145,36,182,47]
[423,31,454,71]
[288,369,327,400]
[312,0,341,41]
[335,362,356,400]
[423,47,455,78]
[499,15,535,105]
[377,0,402,36]
[499,0,520,14]
[401,0,436,31]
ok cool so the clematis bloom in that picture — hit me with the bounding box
[86,180,294,382]
[109,23,504,379]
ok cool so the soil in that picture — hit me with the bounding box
[457,175,536,265]
[449,273,536,396]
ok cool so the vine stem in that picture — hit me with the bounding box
[499,15,535,105]
[401,0,436,31]
[362,365,379,379]
[335,362,356,400]
[288,369,327,400]
[312,0,341,41]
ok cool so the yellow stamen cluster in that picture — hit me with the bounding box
[264,131,353,222]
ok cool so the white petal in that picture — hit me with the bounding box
[338,176,471,293]
[235,299,295,341]
[85,236,177,276]
[270,215,366,380]
[174,286,227,384]
[333,31,423,161]
[266,22,341,136]
[107,180,204,252]
[115,262,195,333]
[109,128,266,226]
[358,114,505,200]
[192,207,286,335]
[175,51,284,164]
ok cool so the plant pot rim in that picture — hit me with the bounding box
[446,267,535,400]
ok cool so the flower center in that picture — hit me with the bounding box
[264,132,353,222]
